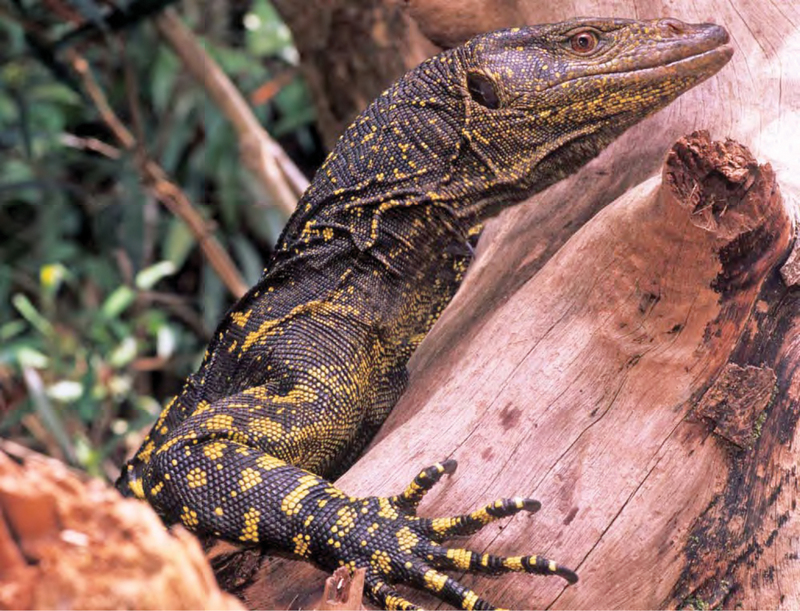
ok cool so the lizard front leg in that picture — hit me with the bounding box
[137,394,576,610]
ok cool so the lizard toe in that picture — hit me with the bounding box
[423,496,541,541]
[365,572,420,611]
[390,459,458,513]
[424,543,579,583]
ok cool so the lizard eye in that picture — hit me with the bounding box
[467,72,501,109]
[569,29,599,54]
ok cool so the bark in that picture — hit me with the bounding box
[216,1,800,608]
[0,441,244,610]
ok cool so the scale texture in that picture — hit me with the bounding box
[118,17,731,610]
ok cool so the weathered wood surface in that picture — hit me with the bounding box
[214,1,800,609]
[0,441,244,610]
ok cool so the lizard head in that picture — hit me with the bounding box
[446,17,733,220]
[285,18,732,254]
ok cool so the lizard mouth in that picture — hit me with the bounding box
[646,39,734,80]
[616,23,733,86]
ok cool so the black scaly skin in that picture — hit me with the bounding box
[117,18,732,610]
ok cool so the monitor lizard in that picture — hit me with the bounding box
[117,17,732,610]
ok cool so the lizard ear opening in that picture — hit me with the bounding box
[466,72,501,109]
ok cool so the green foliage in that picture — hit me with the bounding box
[0,1,317,479]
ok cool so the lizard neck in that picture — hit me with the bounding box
[267,188,472,353]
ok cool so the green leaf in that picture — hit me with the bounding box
[0,320,26,342]
[0,159,34,186]
[65,0,109,32]
[22,367,77,464]
[14,345,50,369]
[109,336,137,368]
[163,218,196,269]
[156,324,177,359]
[151,47,179,113]
[12,294,54,338]
[231,235,265,285]
[201,262,226,331]
[47,379,84,402]
[245,0,296,59]
[135,260,177,290]
[101,285,136,319]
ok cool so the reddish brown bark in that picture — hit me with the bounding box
[0,441,243,610]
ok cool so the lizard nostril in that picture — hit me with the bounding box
[658,18,686,37]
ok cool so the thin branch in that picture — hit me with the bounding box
[59,133,122,159]
[118,36,160,271]
[153,8,308,215]
[68,51,249,299]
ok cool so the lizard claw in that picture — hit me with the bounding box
[390,458,458,513]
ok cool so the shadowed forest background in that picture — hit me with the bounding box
[0,0,329,480]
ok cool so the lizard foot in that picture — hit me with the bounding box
[310,459,577,610]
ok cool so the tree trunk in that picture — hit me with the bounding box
[214,1,800,609]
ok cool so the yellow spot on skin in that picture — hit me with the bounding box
[504,556,523,571]
[187,467,207,488]
[127,476,144,499]
[377,497,399,519]
[215,507,224,516]
[239,467,263,492]
[248,417,285,442]
[371,550,393,574]
[334,506,359,537]
[395,526,418,553]
[204,441,227,461]
[463,591,479,611]
[256,454,287,471]
[431,516,456,534]
[292,532,312,557]
[137,440,156,463]
[204,413,234,432]
[241,318,282,351]
[150,481,165,497]
[180,506,199,528]
[423,569,448,592]
[281,474,320,516]
[549,560,558,573]
[447,548,472,570]
[231,310,251,327]
[240,507,260,542]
